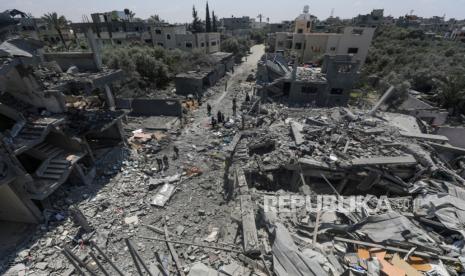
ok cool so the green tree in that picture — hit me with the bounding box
[212,11,218,32]
[191,6,203,33]
[42,12,68,50]
[221,37,250,63]
[205,2,212,32]
[148,14,161,23]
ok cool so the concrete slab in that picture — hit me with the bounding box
[351,155,417,166]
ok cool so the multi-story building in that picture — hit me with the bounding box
[353,9,384,28]
[275,26,374,65]
[272,6,374,65]
[267,21,293,33]
[221,16,251,30]
[71,13,220,54]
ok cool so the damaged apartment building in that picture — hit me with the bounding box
[0,35,125,224]
[257,53,361,107]
[258,6,375,108]
[71,11,220,54]
[273,6,375,66]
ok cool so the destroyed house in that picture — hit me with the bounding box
[0,38,125,224]
[257,54,360,107]
[174,52,234,96]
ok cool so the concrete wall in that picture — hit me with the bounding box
[175,76,205,96]
[43,52,99,72]
[336,27,375,65]
[436,127,465,148]
[289,81,328,105]
[274,27,374,66]
[116,98,183,117]
[322,55,361,107]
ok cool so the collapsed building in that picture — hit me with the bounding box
[174,52,234,96]
[220,86,465,275]
[0,37,125,224]
[257,53,360,107]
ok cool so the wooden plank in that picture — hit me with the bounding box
[391,254,423,276]
[334,237,459,262]
[164,223,186,276]
[240,194,260,257]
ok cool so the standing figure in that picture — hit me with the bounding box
[232,97,237,117]
[173,145,179,160]
[156,158,164,171]
[162,155,169,170]
[207,103,212,116]
[217,111,223,123]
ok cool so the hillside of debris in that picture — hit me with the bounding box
[361,26,465,115]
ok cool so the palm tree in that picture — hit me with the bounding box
[42,12,68,50]
[148,15,161,23]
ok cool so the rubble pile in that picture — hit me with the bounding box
[1,38,465,276]
[230,102,465,275]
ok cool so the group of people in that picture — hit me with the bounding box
[207,93,251,129]
[156,146,179,172]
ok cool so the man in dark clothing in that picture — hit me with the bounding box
[156,158,163,171]
[217,111,223,123]
[211,116,217,128]
[173,145,179,160]
[207,103,212,116]
[232,97,237,116]
[245,93,250,102]
[162,155,169,170]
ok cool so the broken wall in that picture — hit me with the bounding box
[116,98,183,117]
[43,52,99,72]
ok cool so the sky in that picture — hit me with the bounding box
[3,0,465,23]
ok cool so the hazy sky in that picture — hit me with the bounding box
[4,0,465,23]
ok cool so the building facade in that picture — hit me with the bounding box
[71,21,220,54]
[275,26,375,65]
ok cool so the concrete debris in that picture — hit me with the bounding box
[151,183,177,207]
[2,39,465,276]
[188,262,219,276]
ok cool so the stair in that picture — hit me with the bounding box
[34,142,64,157]
[16,123,48,141]
[40,158,70,180]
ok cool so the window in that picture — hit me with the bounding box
[206,42,210,46]
[211,41,217,46]
[330,88,344,95]
[330,47,336,51]
[186,42,193,48]
[155,29,162,34]
[307,22,311,28]
[337,64,353,73]
[352,29,364,35]
[348,47,359,54]
[277,41,284,47]
[167,34,171,40]
[295,43,302,50]
[201,42,205,47]
[157,43,164,47]
[301,86,318,94]
[297,29,303,34]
